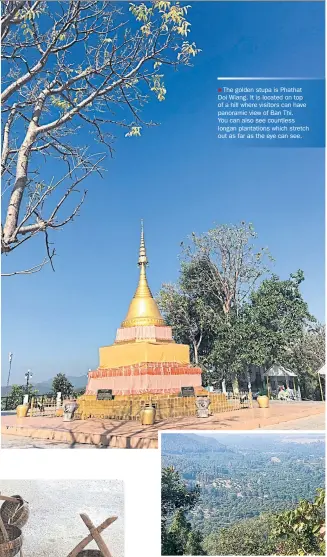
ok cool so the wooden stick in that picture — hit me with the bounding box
[67,516,117,557]
[0,495,21,503]
[80,514,113,557]
[0,515,9,542]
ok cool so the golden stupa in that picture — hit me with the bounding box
[120,221,166,328]
[85,222,202,395]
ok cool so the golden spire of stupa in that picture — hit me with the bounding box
[121,221,166,328]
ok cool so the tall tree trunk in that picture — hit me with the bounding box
[2,133,35,247]
[193,340,199,365]
[232,374,239,395]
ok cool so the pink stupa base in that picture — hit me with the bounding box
[115,325,173,343]
[85,362,202,396]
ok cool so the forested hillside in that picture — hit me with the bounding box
[162,434,325,537]
[204,489,325,556]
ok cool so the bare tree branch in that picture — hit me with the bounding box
[1,0,200,272]
[1,255,54,276]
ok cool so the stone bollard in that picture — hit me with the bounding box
[195,396,211,418]
[63,401,78,422]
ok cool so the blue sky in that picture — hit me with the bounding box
[2,1,325,384]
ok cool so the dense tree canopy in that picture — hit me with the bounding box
[284,324,325,399]
[158,223,321,396]
[162,441,325,556]
[162,466,206,555]
[52,372,73,398]
[204,513,276,556]
[158,222,271,366]
[162,436,325,540]
[204,490,326,556]
[162,466,200,518]
[244,270,313,366]
[272,488,325,556]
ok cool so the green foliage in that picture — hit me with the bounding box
[127,1,200,104]
[283,324,325,400]
[272,489,325,555]
[129,1,195,39]
[162,435,325,547]
[167,510,193,555]
[5,384,38,410]
[125,126,142,138]
[204,491,326,556]
[209,271,314,384]
[165,510,206,555]
[204,513,276,556]
[52,373,74,399]
[162,466,206,555]
[158,223,318,396]
[162,466,200,518]
[185,530,206,555]
[158,222,272,370]
[157,278,214,365]
[73,387,86,398]
[244,271,314,368]
[150,74,167,101]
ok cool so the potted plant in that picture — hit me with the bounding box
[257,389,269,408]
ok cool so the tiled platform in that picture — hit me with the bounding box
[1,401,325,449]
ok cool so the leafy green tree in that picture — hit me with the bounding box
[166,510,206,555]
[167,510,192,555]
[205,314,249,386]
[185,530,206,555]
[204,514,276,556]
[158,278,215,365]
[208,271,316,388]
[162,466,200,518]
[244,271,314,368]
[203,491,325,556]
[5,384,38,410]
[52,373,74,399]
[73,387,86,398]
[284,324,325,399]
[181,223,272,317]
[272,488,325,556]
[158,223,317,392]
[158,222,272,376]
[162,466,205,555]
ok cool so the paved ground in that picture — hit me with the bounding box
[1,401,325,448]
[1,435,107,448]
[261,412,325,430]
[0,480,124,557]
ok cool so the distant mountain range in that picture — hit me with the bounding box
[161,433,234,454]
[1,375,88,396]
